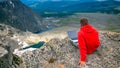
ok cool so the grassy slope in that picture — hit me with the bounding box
[54,13,120,32]
[24,13,120,44]
[36,13,120,42]
[38,13,120,42]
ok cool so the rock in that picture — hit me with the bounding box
[0,24,25,68]
[0,36,25,68]
[0,47,8,57]
[22,31,120,68]
[0,24,23,37]
[22,38,79,68]
[0,0,47,33]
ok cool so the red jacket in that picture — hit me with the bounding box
[78,24,100,62]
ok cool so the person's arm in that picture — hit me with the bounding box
[78,32,87,62]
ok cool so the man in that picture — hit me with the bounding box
[78,17,100,67]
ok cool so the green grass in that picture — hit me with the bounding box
[114,7,120,16]
[55,13,120,33]
[114,6,120,10]
[58,16,80,26]
[117,13,120,16]
[104,26,120,32]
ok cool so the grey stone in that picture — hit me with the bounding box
[22,31,120,68]
[0,47,8,57]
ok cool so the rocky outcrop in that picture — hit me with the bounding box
[0,36,24,68]
[0,0,46,33]
[1,23,119,68]
[0,24,25,68]
[22,31,120,68]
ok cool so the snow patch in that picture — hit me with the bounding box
[13,41,37,57]
[9,1,15,8]
[13,48,37,57]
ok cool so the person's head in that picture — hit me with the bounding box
[80,17,89,27]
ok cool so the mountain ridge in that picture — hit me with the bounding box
[0,0,46,33]
[25,0,120,17]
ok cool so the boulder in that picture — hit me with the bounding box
[22,31,120,68]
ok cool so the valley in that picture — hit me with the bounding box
[42,13,120,32]
[0,0,120,68]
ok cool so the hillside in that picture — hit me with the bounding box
[20,13,120,68]
[0,24,25,68]
[40,13,120,32]
[64,0,120,14]
[26,0,120,17]
[0,22,120,68]
[0,0,46,33]
[0,12,120,68]
[21,26,120,68]
[0,0,120,67]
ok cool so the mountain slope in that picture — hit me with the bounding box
[20,0,96,5]
[22,28,120,68]
[0,0,46,33]
[64,0,120,13]
[0,23,25,68]
[26,0,120,17]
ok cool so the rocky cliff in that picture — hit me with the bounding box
[0,24,25,68]
[22,31,120,68]
[0,36,24,68]
[0,0,46,33]
[0,23,119,68]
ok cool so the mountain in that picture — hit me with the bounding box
[20,0,39,5]
[21,27,120,68]
[0,0,46,33]
[20,0,97,5]
[0,23,24,68]
[24,0,120,17]
[62,0,120,14]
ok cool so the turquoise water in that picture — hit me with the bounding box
[20,41,45,50]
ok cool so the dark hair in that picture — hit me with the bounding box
[80,17,88,26]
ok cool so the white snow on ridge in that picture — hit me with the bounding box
[13,48,37,57]
[9,1,15,8]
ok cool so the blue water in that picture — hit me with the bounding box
[20,41,45,50]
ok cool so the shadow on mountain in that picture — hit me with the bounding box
[0,0,46,33]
